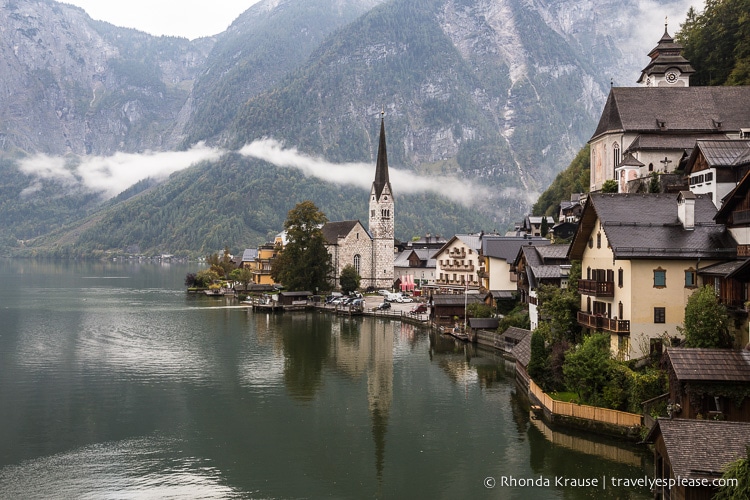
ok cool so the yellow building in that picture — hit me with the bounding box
[568,192,736,360]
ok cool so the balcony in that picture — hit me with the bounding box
[578,279,614,297]
[577,311,630,333]
[442,263,475,272]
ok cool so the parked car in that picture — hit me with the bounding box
[411,304,428,314]
[397,296,413,303]
[378,289,390,296]
[376,302,391,310]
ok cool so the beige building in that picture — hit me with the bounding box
[568,192,736,360]
[480,236,549,292]
[434,234,483,292]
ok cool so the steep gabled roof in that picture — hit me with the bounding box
[321,220,369,245]
[590,87,750,142]
[568,193,736,260]
[644,419,750,480]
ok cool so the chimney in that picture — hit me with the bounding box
[677,191,696,230]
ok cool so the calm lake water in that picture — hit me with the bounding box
[0,259,652,499]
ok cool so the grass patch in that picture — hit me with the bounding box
[548,391,579,403]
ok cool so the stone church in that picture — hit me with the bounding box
[323,116,395,290]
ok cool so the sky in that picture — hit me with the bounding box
[62,0,263,39]
[62,0,705,41]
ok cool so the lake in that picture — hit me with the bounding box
[0,259,651,498]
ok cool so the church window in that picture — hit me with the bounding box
[649,163,654,172]
[354,255,361,274]
[613,143,621,171]
[371,210,375,217]
[381,209,390,219]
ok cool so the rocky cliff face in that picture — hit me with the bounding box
[0,0,212,156]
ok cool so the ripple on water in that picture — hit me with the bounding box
[0,435,243,499]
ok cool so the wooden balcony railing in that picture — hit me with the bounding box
[577,311,630,333]
[578,279,614,297]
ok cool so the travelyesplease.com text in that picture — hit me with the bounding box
[483,475,739,490]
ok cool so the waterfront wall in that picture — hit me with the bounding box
[529,379,643,440]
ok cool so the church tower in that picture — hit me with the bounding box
[369,114,395,289]
[637,20,695,87]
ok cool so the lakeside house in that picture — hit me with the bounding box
[568,192,736,360]
[644,418,750,500]
[664,347,750,422]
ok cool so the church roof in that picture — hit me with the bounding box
[321,220,369,245]
[590,87,750,142]
[373,117,392,201]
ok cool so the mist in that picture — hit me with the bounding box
[239,138,492,207]
[18,143,223,199]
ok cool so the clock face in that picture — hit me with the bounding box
[665,70,679,84]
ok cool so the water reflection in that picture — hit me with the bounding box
[0,260,655,499]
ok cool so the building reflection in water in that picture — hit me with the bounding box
[330,317,394,479]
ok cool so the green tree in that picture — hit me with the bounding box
[563,332,613,403]
[679,285,734,348]
[648,172,660,193]
[601,179,618,193]
[540,216,549,237]
[194,269,220,288]
[714,446,750,500]
[467,302,494,318]
[677,0,750,86]
[339,264,360,294]
[536,284,581,344]
[528,330,553,391]
[271,201,332,292]
[229,267,254,288]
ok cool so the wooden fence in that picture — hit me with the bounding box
[529,380,642,428]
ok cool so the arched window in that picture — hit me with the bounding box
[354,255,361,274]
[613,143,621,173]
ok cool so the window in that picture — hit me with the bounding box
[596,232,601,248]
[371,210,375,217]
[618,301,623,318]
[613,143,621,170]
[685,269,697,288]
[654,307,665,323]
[653,268,666,288]
[618,268,623,288]
[649,163,654,172]
[588,238,593,249]
[354,255,361,274]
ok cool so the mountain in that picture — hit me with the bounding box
[0,0,698,257]
[0,0,213,156]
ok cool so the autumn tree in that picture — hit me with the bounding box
[271,201,332,292]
